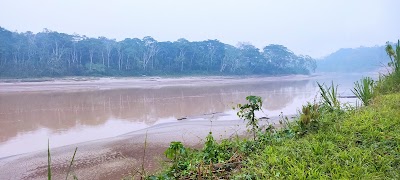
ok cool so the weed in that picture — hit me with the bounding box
[65,147,78,180]
[47,141,78,180]
[125,131,149,179]
[351,77,374,106]
[47,140,51,180]
[236,95,263,140]
[165,141,186,162]
[299,102,320,128]
[317,81,340,111]
[376,40,400,94]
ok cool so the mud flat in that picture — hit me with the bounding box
[0,115,282,180]
[0,75,313,93]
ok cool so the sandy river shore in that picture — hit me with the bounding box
[0,116,282,180]
[0,76,304,179]
[0,75,312,93]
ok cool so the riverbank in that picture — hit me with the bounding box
[147,61,400,178]
[149,91,400,179]
[238,93,400,179]
[0,114,282,179]
[0,75,315,93]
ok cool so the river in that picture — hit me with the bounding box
[0,73,384,179]
[0,73,380,159]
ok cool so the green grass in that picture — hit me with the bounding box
[47,142,78,180]
[352,77,374,106]
[237,94,400,179]
[149,93,400,179]
[317,82,340,111]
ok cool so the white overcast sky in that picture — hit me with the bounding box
[0,0,399,58]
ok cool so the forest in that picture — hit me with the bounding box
[0,27,316,77]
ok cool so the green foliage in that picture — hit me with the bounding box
[236,95,263,140]
[317,82,340,111]
[155,134,247,179]
[65,147,78,180]
[299,102,320,129]
[0,26,316,78]
[237,94,400,179]
[47,141,78,180]
[203,132,218,163]
[386,40,400,73]
[165,141,185,161]
[352,77,374,106]
[375,40,400,94]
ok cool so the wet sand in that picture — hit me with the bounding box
[0,75,312,93]
[0,115,281,180]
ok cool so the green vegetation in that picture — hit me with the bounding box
[375,40,400,94]
[47,141,78,180]
[238,94,400,179]
[352,77,374,106]
[0,27,316,78]
[47,140,51,180]
[148,40,400,179]
[298,102,320,130]
[317,82,340,111]
[235,95,263,140]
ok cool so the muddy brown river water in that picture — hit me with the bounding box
[0,73,377,179]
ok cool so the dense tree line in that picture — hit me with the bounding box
[0,27,316,77]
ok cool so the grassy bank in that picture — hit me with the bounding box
[144,93,399,179]
[238,93,400,179]
[143,41,400,179]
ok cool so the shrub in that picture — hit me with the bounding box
[317,82,340,111]
[352,77,374,106]
[236,95,263,140]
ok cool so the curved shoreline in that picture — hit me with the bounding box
[0,115,283,180]
[0,75,315,94]
[0,75,305,179]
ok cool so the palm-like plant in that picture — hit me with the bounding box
[385,40,400,73]
[352,77,374,106]
[317,82,340,111]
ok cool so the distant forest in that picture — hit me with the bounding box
[0,27,316,78]
[317,45,389,73]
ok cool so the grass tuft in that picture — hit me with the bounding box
[352,77,374,106]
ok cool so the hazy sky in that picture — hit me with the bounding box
[0,0,399,58]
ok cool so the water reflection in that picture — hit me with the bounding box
[0,79,315,157]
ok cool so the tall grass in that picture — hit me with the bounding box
[386,40,400,73]
[47,141,78,180]
[65,147,78,180]
[376,40,400,94]
[47,140,51,180]
[351,77,374,106]
[317,82,340,111]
